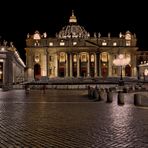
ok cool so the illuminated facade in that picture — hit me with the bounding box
[25,11,138,81]
[136,51,148,79]
[0,40,25,88]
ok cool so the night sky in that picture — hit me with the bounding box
[0,1,147,62]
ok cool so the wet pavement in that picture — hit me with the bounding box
[0,89,148,148]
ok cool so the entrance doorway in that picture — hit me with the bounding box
[34,64,41,80]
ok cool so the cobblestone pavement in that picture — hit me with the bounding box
[0,89,148,148]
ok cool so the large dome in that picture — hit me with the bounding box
[57,11,90,39]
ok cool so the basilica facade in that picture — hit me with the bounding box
[25,11,138,81]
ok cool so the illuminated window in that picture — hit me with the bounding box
[1,47,5,51]
[113,42,117,46]
[73,55,77,62]
[73,42,77,45]
[102,41,107,46]
[60,52,66,62]
[126,41,131,46]
[49,42,53,46]
[91,54,94,62]
[100,52,108,62]
[144,69,148,76]
[81,54,87,62]
[60,41,65,46]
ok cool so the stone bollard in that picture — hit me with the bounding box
[90,88,95,99]
[94,90,101,101]
[118,91,124,105]
[134,94,141,106]
[93,89,98,98]
[99,89,105,100]
[106,90,113,103]
[88,86,91,98]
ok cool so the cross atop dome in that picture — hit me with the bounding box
[69,10,77,24]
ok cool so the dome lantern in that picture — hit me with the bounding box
[69,10,77,24]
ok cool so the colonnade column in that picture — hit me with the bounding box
[77,54,80,77]
[27,51,34,81]
[108,54,112,77]
[46,50,49,77]
[87,53,90,77]
[41,50,47,76]
[70,54,73,77]
[94,53,98,77]
[98,53,101,77]
[66,53,69,77]
[55,54,58,77]
[131,54,137,77]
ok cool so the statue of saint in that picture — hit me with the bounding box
[10,42,14,47]
[98,32,101,38]
[27,33,30,38]
[43,32,47,38]
[94,32,97,38]
[108,32,111,38]
[3,40,7,46]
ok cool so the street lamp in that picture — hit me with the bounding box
[113,54,130,85]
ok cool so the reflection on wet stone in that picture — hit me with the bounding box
[0,89,147,147]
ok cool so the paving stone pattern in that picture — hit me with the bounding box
[0,89,147,148]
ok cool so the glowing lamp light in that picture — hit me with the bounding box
[113,54,130,85]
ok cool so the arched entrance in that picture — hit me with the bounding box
[80,53,87,77]
[90,54,95,77]
[72,54,77,77]
[101,63,108,79]
[100,52,109,78]
[58,52,66,77]
[125,64,131,76]
[34,64,41,80]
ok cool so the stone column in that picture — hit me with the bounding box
[70,53,73,77]
[77,54,80,77]
[98,53,101,77]
[134,94,141,106]
[87,53,90,77]
[66,53,69,77]
[108,53,112,77]
[46,50,49,77]
[41,50,47,76]
[27,51,34,81]
[13,63,16,83]
[131,54,137,77]
[94,53,98,77]
[55,54,58,77]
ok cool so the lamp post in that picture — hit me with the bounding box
[113,54,130,86]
